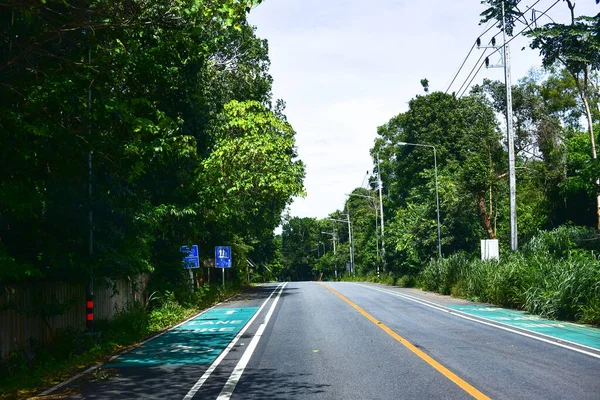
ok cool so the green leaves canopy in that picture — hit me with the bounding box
[0,0,303,286]
[201,100,305,236]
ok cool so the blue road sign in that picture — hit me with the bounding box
[181,245,200,269]
[215,246,232,268]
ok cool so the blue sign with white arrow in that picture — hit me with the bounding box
[181,245,200,269]
[215,246,232,268]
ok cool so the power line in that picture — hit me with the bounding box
[360,170,369,190]
[455,48,488,97]
[454,0,558,98]
[459,58,486,98]
[486,0,560,61]
[445,0,541,94]
[448,0,545,95]
[445,21,495,94]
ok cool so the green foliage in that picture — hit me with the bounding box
[371,89,507,276]
[480,0,522,36]
[280,217,320,281]
[0,0,302,288]
[201,100,305,236]
[528,15,600,76]
[148,291,187,331]
[363,61,599,282]
[526,7,600,227]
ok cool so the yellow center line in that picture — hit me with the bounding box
[318,283,491,400]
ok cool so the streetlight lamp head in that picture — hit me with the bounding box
[397,142,407,146]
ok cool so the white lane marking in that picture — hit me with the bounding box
[360,284,600,354]
[226,310,237,315]
[348,283,600,360]
[182,283,284,400]
[216,282,288,400]
[37,288,257,397]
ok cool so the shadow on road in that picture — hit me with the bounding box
[58,365,330,399]
[205,367,331,399]
[227,285,299,302]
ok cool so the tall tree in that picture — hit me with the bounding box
[0,0,306,288]
[527,2,600,227]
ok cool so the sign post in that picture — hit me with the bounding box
[215,246,232,287]
[181,245,200,287]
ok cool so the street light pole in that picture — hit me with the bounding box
[398,142,442,258]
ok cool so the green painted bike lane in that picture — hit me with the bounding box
[448,305,600,350]
[106,307,258,367]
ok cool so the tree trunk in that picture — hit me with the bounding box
[476,193,496,239]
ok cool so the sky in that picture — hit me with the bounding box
[247,0,599,220]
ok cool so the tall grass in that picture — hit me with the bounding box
[418,226,600,325]
[339,270,414,287]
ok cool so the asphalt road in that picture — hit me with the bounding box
[39,281,600,400]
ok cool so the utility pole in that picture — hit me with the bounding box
[332,227,336,254]
[86,12,94,334]
[476,0,518,251]
[377,155,386,271]
[332,225,337,279]
[345,209,354,275]
[374,205,379,277]
[502,0,518,251]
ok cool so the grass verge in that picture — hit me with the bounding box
[0,283,247,400]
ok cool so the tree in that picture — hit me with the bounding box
[0,0,304,289]
[480,0,523,36]
[200,100,305,238]
[280,217,320,281]
[527,3,600,227]
[370,88,515,274]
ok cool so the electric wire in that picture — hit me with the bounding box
[459,57,487,98]
[360,171,369,190]
[448,0,544,94]
[452,0,558,97]
[455,48,488,97]
[445,0,539,94]
[444,20,495,94]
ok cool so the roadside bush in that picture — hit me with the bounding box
[395,275,415,288]
[341,270,398,286]
[418,252,471,295]
[251,271,265,283]
[524,225,600,257]
[417,226,600,325]
[377,273,394,286]
[148,291,188,331]
[99,301,150,345]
